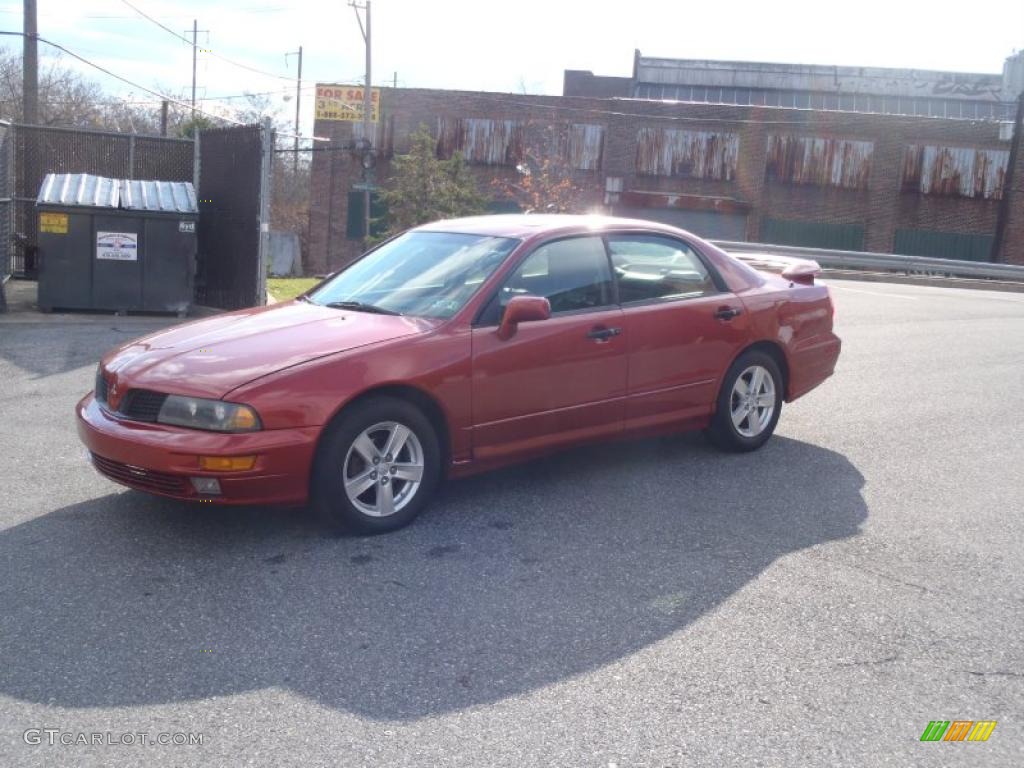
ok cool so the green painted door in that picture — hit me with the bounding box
[893,229,994,261]
[760,218,865,251]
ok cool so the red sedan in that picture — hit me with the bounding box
[77,215,840,533]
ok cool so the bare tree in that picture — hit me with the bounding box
[0,47,201,136]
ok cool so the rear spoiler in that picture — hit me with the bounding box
[728,252,822,285]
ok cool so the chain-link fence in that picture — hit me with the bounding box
[0,124,13,284]
[7,123,193,277]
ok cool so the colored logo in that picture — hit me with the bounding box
[920,720,997,742]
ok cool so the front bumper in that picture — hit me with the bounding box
[76,393,320,505]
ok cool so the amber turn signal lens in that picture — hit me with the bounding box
[198,455,257,472]
[227,407,259,431]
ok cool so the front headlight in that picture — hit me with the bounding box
[157,395,261,432]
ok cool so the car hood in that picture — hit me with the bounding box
[101,300,440,400]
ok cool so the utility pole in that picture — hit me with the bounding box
[185,21,209,117]
[351,0,372,241]
[286,46,303,173]
[191,20,197,116]
[160,100,169,137]
[23,0,38,124]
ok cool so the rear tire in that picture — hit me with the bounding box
[705,350,783,453]
[311,396,441,534]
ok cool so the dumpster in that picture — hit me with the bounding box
[36,173,198,314]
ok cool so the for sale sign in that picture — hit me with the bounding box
[96,231,138,261]
[315,84,380,122]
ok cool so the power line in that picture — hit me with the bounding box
[0,30,325,139]
[118,0,303,83]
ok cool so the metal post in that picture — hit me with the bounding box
[160,100,169,137]
[192,128,201,192]
[362,1,372,244]
[351,0,373,243]
[257,117,273,306]
[286,46,303,173]
[23,0,38,125]
[295,46,303,173]
[191,19,198,117]
[127,135,136,180]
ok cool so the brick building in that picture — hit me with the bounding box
[308,54,1024,274]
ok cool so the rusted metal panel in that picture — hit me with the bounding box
[436,117,524,166]
[635,127,738,179]
[765,135,873,190]
[902,145,1008,200]
[564,123,604,171]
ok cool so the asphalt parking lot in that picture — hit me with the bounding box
[1,279,1022,767]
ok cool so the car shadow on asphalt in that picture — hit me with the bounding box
[0,433,866,721]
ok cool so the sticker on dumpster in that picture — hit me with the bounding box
[40,212,68,234]
[96,231,138,261]
[178,220,196,233]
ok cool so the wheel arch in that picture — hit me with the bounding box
[317,383,453,470]
[727,340,791,400]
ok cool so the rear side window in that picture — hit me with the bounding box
[479,235,614,324]
[608,235,718,303]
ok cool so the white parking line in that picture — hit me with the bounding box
[824,283,919,300]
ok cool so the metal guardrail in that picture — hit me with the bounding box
[711,240,1024,283]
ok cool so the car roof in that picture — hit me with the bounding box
[414,213,696,241]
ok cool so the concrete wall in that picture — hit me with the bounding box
[307,87,1021,273]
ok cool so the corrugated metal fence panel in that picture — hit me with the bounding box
[436,117,525,166]
[565,124,604,171]
[761,217,865,251]
[765,135,873,190]
[635,127,739,179]
[120,179,198,213]
[902,145,1008,200]
[37,173,119,207]
[893,228,994,261]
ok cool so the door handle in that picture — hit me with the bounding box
[714,306,742,321]
[586,326,622,341]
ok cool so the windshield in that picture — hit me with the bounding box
[308,231,520,318]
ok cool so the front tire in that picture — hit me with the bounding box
[705,350,783,453]
[311,396,441,534]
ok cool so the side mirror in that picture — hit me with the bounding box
[497,295,551,340]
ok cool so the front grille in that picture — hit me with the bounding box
[91,453,188,495]
[118,389,169,422]
[95,367,108,404]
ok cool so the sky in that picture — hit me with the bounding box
[1,0,1022,140]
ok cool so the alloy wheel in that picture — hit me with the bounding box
[730,365,776,438]
[343,421,425,517]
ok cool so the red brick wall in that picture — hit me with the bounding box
[307,87,1015,273]
[999,120,1024,265]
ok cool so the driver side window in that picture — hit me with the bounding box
[497,235,613,315]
